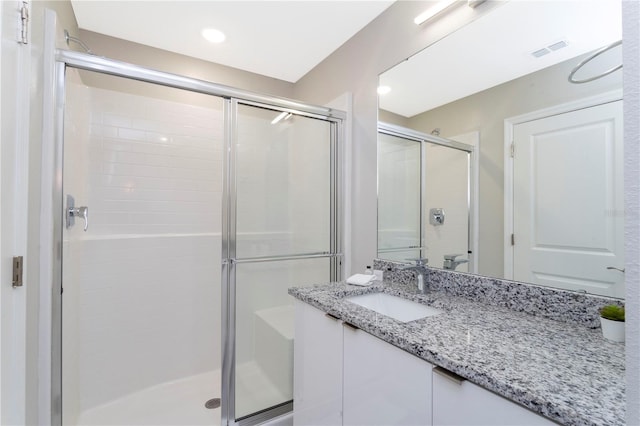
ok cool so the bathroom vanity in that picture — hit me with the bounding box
[289,265,625,426]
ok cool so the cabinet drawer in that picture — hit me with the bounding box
[432,367,557,425]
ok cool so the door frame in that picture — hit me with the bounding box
[47,50,345,426]
[1,1,31,424]
[503,89,623,279]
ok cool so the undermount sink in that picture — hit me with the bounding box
[346,292,442,323]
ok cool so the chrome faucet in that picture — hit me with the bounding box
[443,254,469,271]
[399,258,429,293]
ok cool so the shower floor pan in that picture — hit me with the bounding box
[75,362,287,425]
[76,370,222,425]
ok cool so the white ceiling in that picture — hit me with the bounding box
[70,1,394,83]
[379,0,622,118]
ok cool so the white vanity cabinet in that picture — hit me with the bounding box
[293,300,432,426]
[293,300,556,426]
[432,366,557,425]
[293,301,343,426]
[343,323,432,426]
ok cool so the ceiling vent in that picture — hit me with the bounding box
[531,40,569,58]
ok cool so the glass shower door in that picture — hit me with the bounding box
[61,69,224,426]
[377,132,422,261]
[228,103,338,421]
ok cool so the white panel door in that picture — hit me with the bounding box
[513,100,623,297]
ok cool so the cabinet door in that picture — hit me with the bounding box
[293,301,343,426]
[343,324,432,426]
[432,367,557,425]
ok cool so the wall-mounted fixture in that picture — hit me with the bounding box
[568,40,622,84]
[429,208,445,226]
[414,0,486,26]
[64,30,93,54]
[414,0,457,25]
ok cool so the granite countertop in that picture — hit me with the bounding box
[288,280,625,426]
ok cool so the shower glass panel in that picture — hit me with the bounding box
[424,142,470,272]
[377,133,422,259]
[62,69,224,425]
[235,105,331,258]
[233,104,334,420]
[234,258,330,419]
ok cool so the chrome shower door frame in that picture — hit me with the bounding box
[223,98,343,425]
[51,50,344,426]
[377,122,475,271]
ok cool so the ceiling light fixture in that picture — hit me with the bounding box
[377,86,391,95]
[201,28,226,43]
[414,0,458,25]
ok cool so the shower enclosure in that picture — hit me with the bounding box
[52,51,343,426]
[377,123,473,272]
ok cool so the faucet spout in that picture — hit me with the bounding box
[443,254,469,271]
[399,258,430,293]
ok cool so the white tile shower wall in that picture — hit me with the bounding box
[63,74,224,415]
[69,236,220,410]
[82,88,223,236]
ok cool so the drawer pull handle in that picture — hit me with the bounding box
[325,313,340,321]
[433,366,466,385]
[343,321,359,331]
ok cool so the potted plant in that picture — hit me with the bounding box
[599,304,625,342]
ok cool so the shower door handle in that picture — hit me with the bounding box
[66,195,89,231]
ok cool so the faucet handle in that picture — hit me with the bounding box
[406,257,428,266]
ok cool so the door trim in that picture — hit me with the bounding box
[503,89,623,279]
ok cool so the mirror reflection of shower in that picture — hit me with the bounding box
[377,123,474,273]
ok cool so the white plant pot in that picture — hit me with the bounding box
[600,317,625,342]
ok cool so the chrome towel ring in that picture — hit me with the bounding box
[568,40,622,84]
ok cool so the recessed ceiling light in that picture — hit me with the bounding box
[377,86,391,95]
[202,28,226,44]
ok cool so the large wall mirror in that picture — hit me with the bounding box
[377,0,623,298]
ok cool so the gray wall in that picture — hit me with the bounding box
[78,30,295,98]
[294,1,503,273]
[406,52,622,277]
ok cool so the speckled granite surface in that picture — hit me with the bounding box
[288,280,625,426]
[374,259,625,329]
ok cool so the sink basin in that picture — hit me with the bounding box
[346,292,442,323]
